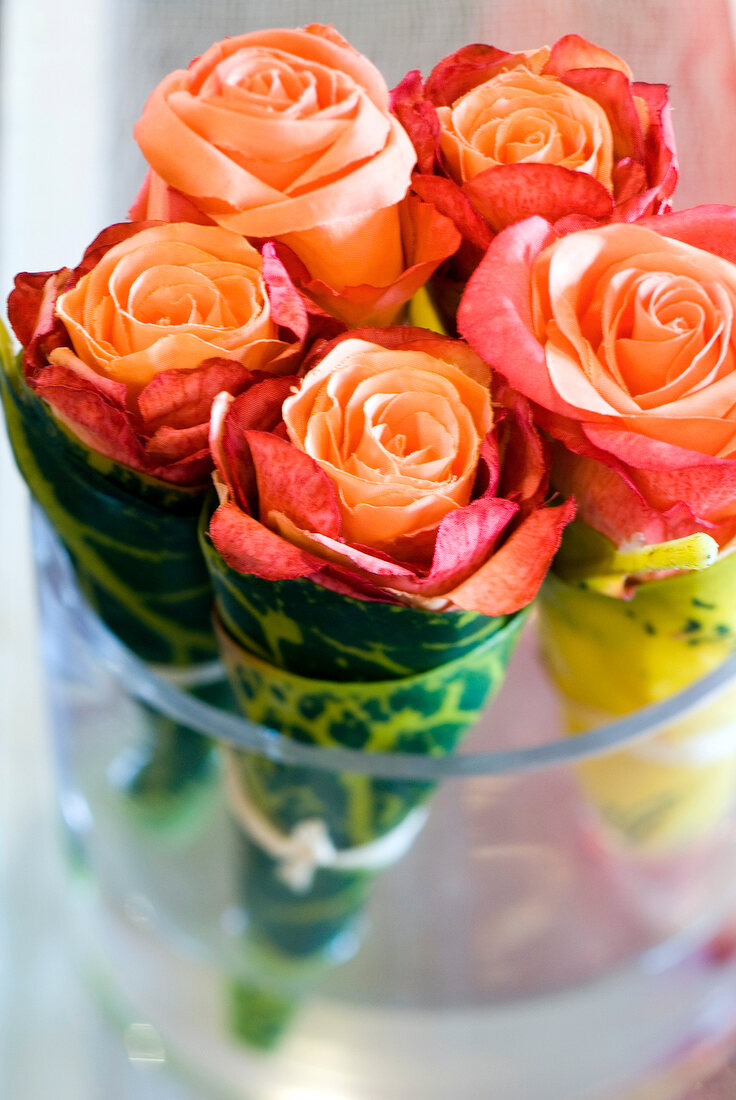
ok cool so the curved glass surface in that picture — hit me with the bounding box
[41,513,736,781]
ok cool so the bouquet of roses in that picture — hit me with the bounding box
[0,22,575,1043]
[7,16,733,1049]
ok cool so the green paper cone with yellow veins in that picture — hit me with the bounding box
[205,535,525,1047]
[205,528,525,950]
[539,522,736,851]
[201,321,572,1045]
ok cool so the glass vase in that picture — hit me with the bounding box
[34,509,736,1100]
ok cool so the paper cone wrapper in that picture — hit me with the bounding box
[202,528,523,939]
[538,557,736,852]
[1,343,222,812]
[215,606,524,956]
[1,346,216,664]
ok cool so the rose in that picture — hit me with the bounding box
[457,207,736,551]
[130,25,460,326]
[392,34,677,276]
[8,221,308,486]
[54,223,294,391]
[281,335,492,552]
[208,327,573,614]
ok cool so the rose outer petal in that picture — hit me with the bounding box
[145,422,209,461]
[410,173,494,251]
[559,68,644,163]
[463,163,613,233]
[213,377,299,511]
[404,492,519,595]
[32,363,152,472]
[638,205,736,264]
[245,430,343,539]
[424,43,520,107]
[209,501,324,580]
[390,70,441,175]
[446,499,576,615]
[137,358,259,431]
[270,194,461,327]
[458,216,568,413]
[544,35,632,79]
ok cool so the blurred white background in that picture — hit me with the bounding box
[4,0,736,1095]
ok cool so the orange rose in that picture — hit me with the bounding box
[130,26,458,326]
[51,222,288,393]
[392,35,677,297]
[436,48,616,190]
[8,222,305,486]
[280,336,492,552]
[458,209,736,550]
[208,327,574,614]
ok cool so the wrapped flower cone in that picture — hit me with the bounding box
[539,529,736,851]
[209,556,525,951]
[1,222,309,815]
[201,324,573,1043]
[457,207,736,854]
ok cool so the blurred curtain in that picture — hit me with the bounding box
[105,0,736,216]
[4,0,736,280]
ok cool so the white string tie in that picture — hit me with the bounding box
[223,750,429,893]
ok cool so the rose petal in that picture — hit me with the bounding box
[270,196,461,327]
[544,35,632,79]
[551,446,720,547]
[32,363,147,471]
[447,500,576,615]
[424,44,520,107]
[458,216,569,412]
[410,172,494,251]
[246,429,343,538]
[612,158,649,207]
[145,422,209,461]
[209,500,325,580]
[129,172,214,224]
[638,205,736,264]
[216,377,299,511]
[137,357,258,431]
[559,68,644,162]
[493,382,549,505]
[390,70,441,174]
[630,80,678,210]
[463,164,613,233]
[404,492,519,595]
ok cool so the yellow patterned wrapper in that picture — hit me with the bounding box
[538,550,736,851]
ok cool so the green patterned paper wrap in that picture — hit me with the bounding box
[1,343,215,663]
[218,611,523,950]
[202,529,524,1043]
[0,334,221,809]
[538,552,736,852]
[204,514,512,681]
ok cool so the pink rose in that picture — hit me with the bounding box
[458,207,736,550]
